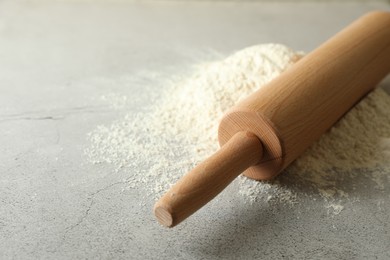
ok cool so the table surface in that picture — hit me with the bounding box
[1,1,390,259]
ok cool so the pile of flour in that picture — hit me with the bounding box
[85,43,390,212]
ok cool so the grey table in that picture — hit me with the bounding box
[1,1,390,259]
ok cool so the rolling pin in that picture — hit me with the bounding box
[154,11,390,227]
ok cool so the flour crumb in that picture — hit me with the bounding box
[326,203,344,215]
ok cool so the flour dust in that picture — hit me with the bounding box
[85,44,390,214]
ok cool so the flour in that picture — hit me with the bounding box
[85,43,390,213]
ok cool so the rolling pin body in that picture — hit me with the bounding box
[155,11,390,227]
[220,11,390,180]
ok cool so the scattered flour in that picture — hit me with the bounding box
[85,43,390,214]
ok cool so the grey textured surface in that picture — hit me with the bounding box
[1,1,390,259]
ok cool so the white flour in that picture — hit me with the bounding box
[85,43,390,213]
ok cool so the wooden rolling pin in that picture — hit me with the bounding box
[154,11,390,227]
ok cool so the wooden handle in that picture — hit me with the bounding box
[154,131,263,227]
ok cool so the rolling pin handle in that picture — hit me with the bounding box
[154,131,263,227]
